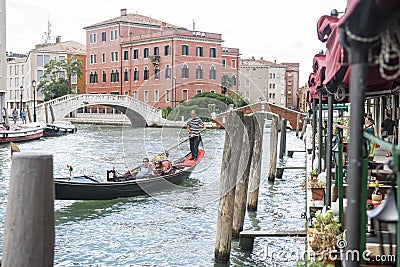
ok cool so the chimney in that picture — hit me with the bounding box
[55,36,61,44]
[121,8,127,16]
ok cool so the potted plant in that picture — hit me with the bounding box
[309,179,325,201]
[310,169,319,181]
[308,209,342,265]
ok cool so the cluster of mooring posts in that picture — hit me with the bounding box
[214,110,307,263]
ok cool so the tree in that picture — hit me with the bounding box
[38,56,84,101]
[221,74,232,95]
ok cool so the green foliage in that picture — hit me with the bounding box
[38,56,84,101]
[221,74,232,94]
[161,106,173,119]
[309,210,342,253]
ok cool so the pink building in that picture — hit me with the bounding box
[84,9,240,108]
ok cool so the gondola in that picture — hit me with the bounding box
[54,148,204,200]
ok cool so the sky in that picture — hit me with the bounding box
[6,0,348,85]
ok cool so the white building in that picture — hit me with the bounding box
[5,38,85,120]
[239,57,299,108]
[0,0,6,112]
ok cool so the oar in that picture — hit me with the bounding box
[156,128,207,156]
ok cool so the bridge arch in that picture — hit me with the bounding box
[35,94,166,127]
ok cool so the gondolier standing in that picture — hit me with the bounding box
[186,110,206,160]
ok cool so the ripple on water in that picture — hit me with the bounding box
[0,126,307,266]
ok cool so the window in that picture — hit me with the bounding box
[144,66,149,80]
[111,70,119,82]
[182,64,189,79]
[101,32,106,42]
[222,59,226,68]
[144,48,149,58]
[71,86,77,93]
[273,73,276,78]
[210,48,216,58]
[90,72,94,83]
[102,53,106,63]
[15,77,19,87]
[21,65,24,74]
[182,89,188,101]
[273,83,276,89]
[21,77,24,86]
[144,90,149,102]
[196,46,203,57]
[166,89,170,102]
[165,65,171,79]
[196,65,203,79]
[59,56,65,61]
[232,75,237,86]
[90,54,97,64]
[154,66,160,80]
[245,79,250,87]
[9,78,11,87]
[133,49,139,59]
[102,71,106,82]
[133,90,138,100]
[71,73,77,84]
[164,45,170,56]
[9,66,12,75]
[124,68,129,81]
[196,89,202,94]
[153,46,159,56]
[111,51,118,62]
[123,50,129,60]
[110,29,118,40]
[37,70,44,81]
[154,89,159,102]
[94,71,98,83]
[37,55,43,67]
[210,90,216,93]
[209,66,216,80]
[182,45,189,56]
[15,65,18,75]
[89,33,97,44]
[232,59,237,69]
[133,67,139,81]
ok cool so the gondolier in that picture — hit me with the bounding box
[186,110,206,161]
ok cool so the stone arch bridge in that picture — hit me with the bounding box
[35,94,167,127]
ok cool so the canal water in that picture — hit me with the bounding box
[0,124,306,266]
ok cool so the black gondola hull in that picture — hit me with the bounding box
[54,168,192,200]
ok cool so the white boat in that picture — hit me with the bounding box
[43,121,77,137]
[0,123,44,143]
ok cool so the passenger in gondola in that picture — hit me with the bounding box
[154,161,166,175]
[135,157,154,179]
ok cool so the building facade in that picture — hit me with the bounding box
[84,9,239,108]
[0,0,6,112]
[239,58,300,108]
[5,38,86,116]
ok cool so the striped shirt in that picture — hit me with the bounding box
[187,117,204,136]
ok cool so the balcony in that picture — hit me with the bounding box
[150,55,160,65]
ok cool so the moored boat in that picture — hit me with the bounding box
[54,148,204,200]
[0,123,44,143]
[43,121,77,137]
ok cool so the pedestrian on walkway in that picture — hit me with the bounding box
[364,115,377,161]
[381,112,397,157]
[2,107,7,123]
[12,108,18,124]
[21,109,27,124]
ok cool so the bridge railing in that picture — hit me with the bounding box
[36,94,161,116]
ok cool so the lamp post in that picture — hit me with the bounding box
[19,85,23,118]
[32,79,37,122]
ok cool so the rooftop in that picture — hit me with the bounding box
[84,10,182,30]
[33,40,86,54]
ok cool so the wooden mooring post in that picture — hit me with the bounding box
[267,116,279,182]
[2,152,55,267]
[278,118,287,159]
[232,114,255,238]
[215,110,244,263]
[247,113,265,211]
